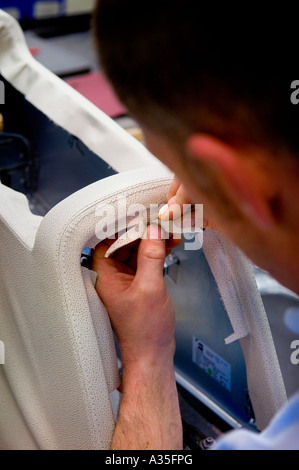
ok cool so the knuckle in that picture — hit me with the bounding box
[136,277,166,301]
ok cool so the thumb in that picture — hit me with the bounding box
[135,225,166,288]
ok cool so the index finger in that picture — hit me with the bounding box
[167,176,181,200]
[159,184,192,221]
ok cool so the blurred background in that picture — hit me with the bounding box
[0,0,141,136]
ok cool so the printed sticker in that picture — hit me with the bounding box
[192,336,231,391]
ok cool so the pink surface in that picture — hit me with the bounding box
[65,71,127,118]
[29,47,40,58]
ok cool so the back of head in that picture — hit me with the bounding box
[94,1,299,158]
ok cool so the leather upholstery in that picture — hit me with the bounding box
[0,168,172,450]
[0,10,170,449]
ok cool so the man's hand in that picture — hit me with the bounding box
[92,225,177,367]
[92,225,183,450]
[159,176,217,230]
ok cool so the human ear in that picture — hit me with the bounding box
[186,134,274,231]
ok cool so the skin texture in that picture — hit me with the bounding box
[92,227,183,449]
[92,121,299,451]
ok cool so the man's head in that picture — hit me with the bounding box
[94,1,299,293]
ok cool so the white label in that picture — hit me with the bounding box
[192,336,231,391]
[66,0,96,15]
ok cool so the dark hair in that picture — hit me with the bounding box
[94,1,299,156]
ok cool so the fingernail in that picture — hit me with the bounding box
[159,200,182,221]
[158,203,169,221]
[147,224,162,240]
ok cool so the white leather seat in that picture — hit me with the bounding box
[0,10,171,449]
[0,166,173,450]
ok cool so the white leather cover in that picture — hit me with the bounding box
[203,231,287,430]
[0,10,172,449]
[0,168,173,450]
